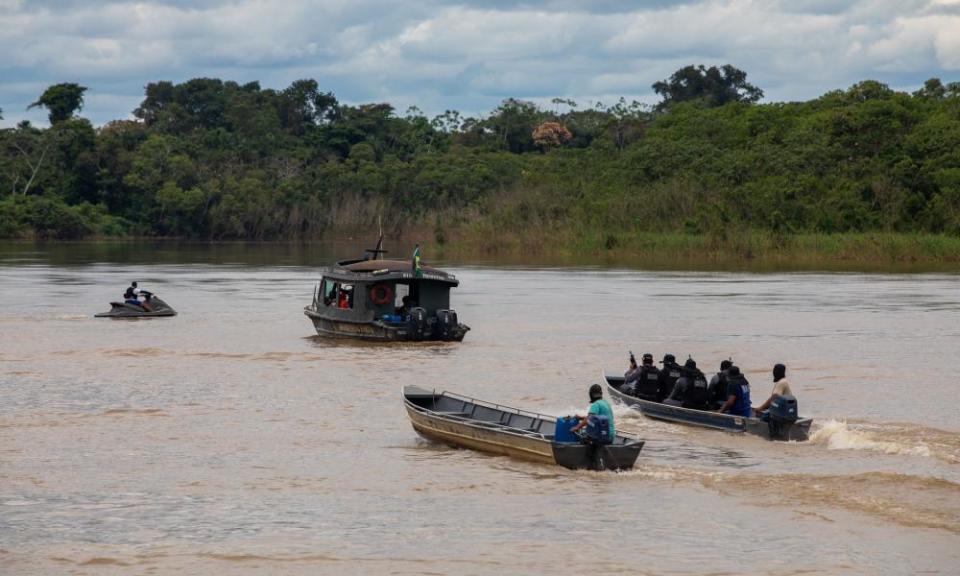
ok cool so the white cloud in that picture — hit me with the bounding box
[1,0,959,127]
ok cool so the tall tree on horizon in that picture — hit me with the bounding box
[28,83,88,124]
[652,65,763,110]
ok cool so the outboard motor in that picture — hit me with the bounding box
[767,394,799,440]
[435,309,459,340]
[408,307,429,340]
[585,414,612,445]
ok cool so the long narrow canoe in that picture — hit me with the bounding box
[603,372,812,441]
[403,386,643,471]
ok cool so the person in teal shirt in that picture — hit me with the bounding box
[571,384,615,442]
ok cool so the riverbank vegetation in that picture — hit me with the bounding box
[2,68,959,263]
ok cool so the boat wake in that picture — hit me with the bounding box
[704,470,960,535]
[810,419,959,463]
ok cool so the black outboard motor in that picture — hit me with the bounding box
[408,307,429,340]
[767,394,799,440]
[435,309,459,340]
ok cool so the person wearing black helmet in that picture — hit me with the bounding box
[708,359,733,408]
[657,354,682,402]
[669,357,710,409]
[631,353,660,400]
[571,383,615,443]
[716,365,752,417]
[754,363,794,415]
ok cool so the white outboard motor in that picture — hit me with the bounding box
[767,394,799,439]
[435,309,459,340]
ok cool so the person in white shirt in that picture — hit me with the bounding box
[754,363,793,414]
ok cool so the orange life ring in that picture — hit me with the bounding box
[369,283,393,305]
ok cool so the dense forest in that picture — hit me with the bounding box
[2,66,960,258]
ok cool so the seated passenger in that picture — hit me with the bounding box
[657,354,682,402]
[395,295,413,317]
[633,353,660,401]
[622,353,641,395]
[708,359,733,408]
[717,365,752,417]
[672,358,710,409]
[754,363,794,416]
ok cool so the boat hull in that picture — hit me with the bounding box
[406,404,556,465]
[306,308,468,342]
[604,373,811,441]
[403,386,643,471]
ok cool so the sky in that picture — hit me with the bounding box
[1,0,959,127]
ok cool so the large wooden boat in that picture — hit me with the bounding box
[305,245,469,341]
[403,386,644,471]
[603,372,812,441]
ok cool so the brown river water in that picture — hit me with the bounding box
[1,242,959,575]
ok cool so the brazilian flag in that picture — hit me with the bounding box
[412,244,422,277]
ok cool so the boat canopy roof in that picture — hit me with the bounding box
[323,258,459,285]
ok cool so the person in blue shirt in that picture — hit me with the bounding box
[571,384,615,443]
[716,365,752,417]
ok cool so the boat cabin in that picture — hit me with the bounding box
[314,259,456,318]
[306,257,469,341]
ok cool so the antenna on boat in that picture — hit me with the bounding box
[364,215,388,260]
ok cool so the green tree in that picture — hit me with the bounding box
[653,65,763,111]
[28,83,88,124]
[279,79,338,135]
[914,78,946,100]
[484,98,544,153]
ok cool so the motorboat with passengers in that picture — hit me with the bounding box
[403,386,643,471]
[305,239,469,341]
[603,367,812,441]
[95,291,177,318]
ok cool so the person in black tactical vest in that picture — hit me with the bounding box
[124,281,152,311]
[123,285,139,306]
[677,358,710,409]
[667,357,707,405]
[708,359,733,409]
[657,354,682,402]
[633,353,661,401]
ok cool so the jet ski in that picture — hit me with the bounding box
[95,292,177,318]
